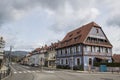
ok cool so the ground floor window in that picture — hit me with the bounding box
[89,58,92,65]
[61,59,63,64]
[66,59,68,64]
[77,58,80,65]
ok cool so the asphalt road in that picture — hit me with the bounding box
[7,63,120,80]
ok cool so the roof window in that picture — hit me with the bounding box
[69,34,73,37]
[77,30,81,34]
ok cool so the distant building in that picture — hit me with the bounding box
[45,43,58,68]
[112,54,120,63]
[26,43,58,68]
[28,48,45,66]
[0,37,5,68]
[56,22,112,71]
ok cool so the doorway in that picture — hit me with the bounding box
[89,58,92,65]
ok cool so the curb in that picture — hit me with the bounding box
[1,72,12,80]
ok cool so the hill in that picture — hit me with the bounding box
[5,51,29,57]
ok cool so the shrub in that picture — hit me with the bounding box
[73,65,83,70]
[94,62,120,67]
[56,65,70,69]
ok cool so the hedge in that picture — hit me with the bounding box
[56,65,70,69]
[94,62,120,67]
[57,65,83,70]
[73,65,83,70]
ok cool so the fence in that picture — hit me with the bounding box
[93,67,120,73]
[0,68,11,80]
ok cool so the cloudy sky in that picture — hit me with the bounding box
[0,0,120,53]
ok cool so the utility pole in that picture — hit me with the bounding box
[40,57,43,72]
[9,46,12,65]
[72,54,73,71]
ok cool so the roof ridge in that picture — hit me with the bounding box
[66,21,100,34]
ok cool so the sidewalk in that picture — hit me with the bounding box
[0,65,8,71]
[45,67,120,74]
[22,65,120,74]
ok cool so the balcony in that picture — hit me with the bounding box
[85,40,109,45]
[84,51,112,56]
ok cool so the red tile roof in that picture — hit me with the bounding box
[30,42,59,55]
[112,54,120,63]
[57,22,112,48]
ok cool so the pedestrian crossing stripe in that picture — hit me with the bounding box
[14,72,17,74]
[18,71,22,73]
[13,70,41,74]
[13,70,55,74]
[44,71,54,73]
[23,71,27,73]
[36,70,40,72]
[32,71,35,73]
[27,71,31,73]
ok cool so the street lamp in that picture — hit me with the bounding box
[40,57,44,71]
[9,46,13,65]
[70,54,74,70]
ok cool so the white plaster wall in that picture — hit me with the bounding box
[88,27,106,39]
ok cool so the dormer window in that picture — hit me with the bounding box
[69,34,73,37]
[74,35,81,42]
[77,30,81,34]
[96,28,99,33]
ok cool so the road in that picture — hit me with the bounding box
[7,63,120,80]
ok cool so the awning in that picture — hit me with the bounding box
[95,57,110,60]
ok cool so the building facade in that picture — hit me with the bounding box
[25,43,58,68]
[28,48,45,66]
[0,37,5,68]
[56,22,112,71]
[45,43,58,68]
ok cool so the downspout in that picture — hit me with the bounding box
[81,43,84,71]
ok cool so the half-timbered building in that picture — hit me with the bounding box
[56,22,112,70]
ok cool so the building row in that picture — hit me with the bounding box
[21,43,58,68]
[22,22,114,70]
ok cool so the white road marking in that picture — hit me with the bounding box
[13,70,42,74]
[32,71,35,73]
[14,72,17,74]
[23,71,27,73]
[22,66,30,69]
[36,70,40,72]
[18,71,22,73]
[44,71,54,73]
[27,71,31,73]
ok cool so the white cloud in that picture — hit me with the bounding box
[103,25,120,54]
[90,8,100,19]
[0,0,120,54]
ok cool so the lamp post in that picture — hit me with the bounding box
[40,57,44,71]
[71,56,73,71]
[70,53,74,71]
[9,46,13,65]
